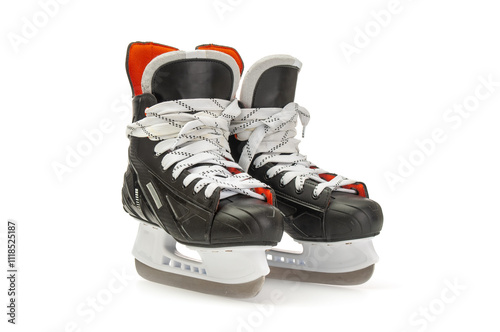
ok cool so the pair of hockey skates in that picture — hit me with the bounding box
[122,42,383,298]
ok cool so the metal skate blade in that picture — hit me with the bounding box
[135,259,265,298]
[267,264,375,286]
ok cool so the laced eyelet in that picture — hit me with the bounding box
[279,181,286,188]
[264,174,271,180]
[312,192,319,200]
[295,188,304,194]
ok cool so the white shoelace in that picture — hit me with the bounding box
[127,98,268,201]
[230,102,357,198]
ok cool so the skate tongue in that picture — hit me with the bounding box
[240,55,302,108]
[140,49,242,102]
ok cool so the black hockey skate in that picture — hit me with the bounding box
[121,42,283,297]
[229,55,383,285]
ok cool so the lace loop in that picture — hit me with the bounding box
[230,102,357,196]
[127,99,268,200]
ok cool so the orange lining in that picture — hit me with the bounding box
[226,167,274,204]
[227,167,241,174]
[196,44,244,74]
[127,42,178,96]
[318,173,367,198]
[254,187,274,205]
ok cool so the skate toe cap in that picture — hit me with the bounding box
[211,195,284,246]
[325,192,384,241]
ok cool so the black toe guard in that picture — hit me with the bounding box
[212,195,284,246]
[287,192,383,242]
[244,161,383,243]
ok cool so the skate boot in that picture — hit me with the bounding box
[229,55,383,285]
[121,42,283,298]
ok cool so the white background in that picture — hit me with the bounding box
[1,0,499,331]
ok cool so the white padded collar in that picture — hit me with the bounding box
[240,55,302,108]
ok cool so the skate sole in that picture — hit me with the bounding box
[267,264,375,285]
[135,259,265,298]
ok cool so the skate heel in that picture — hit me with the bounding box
[132,222,271,298]
[266,237,379,285]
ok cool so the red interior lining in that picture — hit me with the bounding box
[254,187,274,205]
[127,42,178,96]
[196,44,244,74]
[318,173,367,197]
[227,167,274,204]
